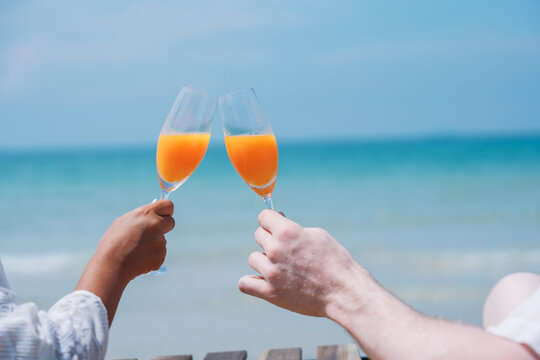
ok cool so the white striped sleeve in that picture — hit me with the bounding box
[49,290,109,359]
[0,287,109,360]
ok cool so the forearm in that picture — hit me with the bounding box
[326,265,538,360]
[75,250,130,326]
[74,200,173,326]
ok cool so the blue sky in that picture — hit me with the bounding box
[1,0,539,148]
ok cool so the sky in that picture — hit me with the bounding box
[0,0,539,148]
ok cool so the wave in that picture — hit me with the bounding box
[2,248,540,278]
[362,249,540,274]
[391,285,487,302]
[1,251,92,276]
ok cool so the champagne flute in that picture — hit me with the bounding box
[155,85,217,274]
[219,88,278,209]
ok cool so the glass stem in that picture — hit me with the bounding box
[152,190,170,276]
[160,189,170,200]
[264,195,274,210]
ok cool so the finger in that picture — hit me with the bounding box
[238,275,274,299]
[150,199,174,216]
[258,209,292,234]
[158,234,167,249]
[158,215,175,233]
[248,251,272,276]
[152,247,167,271]
[149,236,167,270]
[254,227,272,250]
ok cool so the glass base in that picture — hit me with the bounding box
[151,265,167,276]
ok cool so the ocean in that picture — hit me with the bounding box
[1,135,539,359]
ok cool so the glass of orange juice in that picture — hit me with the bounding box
[219,89,278,209]
[157,85,217,200]
[154,85,217,274]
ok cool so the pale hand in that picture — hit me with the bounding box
[239,210,540,360]
[238,209,364,318]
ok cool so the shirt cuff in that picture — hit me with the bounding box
[49,290,109,359]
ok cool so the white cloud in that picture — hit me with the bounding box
[314,37,540,65]
[0,41,41,95]
[0,2,308,94]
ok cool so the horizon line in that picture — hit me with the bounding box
[1,130,540,152]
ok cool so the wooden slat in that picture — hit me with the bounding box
[317,344,364,360]
[258,347,302,360]
[151,356,193,360]
[204,350,248,360]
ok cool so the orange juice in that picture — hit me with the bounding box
[156,133,210,186]
[224,134,278,197]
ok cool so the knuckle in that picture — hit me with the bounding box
[265,267,280,283]
[258,209,271,224]
[148,217,161,229]
[264,245,280,262]
[265,286,279,299]
[311,227,329,236]
[134,207,149,218]
[276,225,301,240]
[132,208,143,217]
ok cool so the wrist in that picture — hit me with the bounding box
[325,263,421,354]
[76,249,132,327]
[95,248,132,284]
[324,263,376,327]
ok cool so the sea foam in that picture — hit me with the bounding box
[365,249,540,274]
[1,251,91,276]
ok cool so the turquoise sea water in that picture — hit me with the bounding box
[1,135,540,359]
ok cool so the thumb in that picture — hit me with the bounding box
[238,275,273,299]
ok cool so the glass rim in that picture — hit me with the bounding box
[182,84,217,99]
[220,88,256,100]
